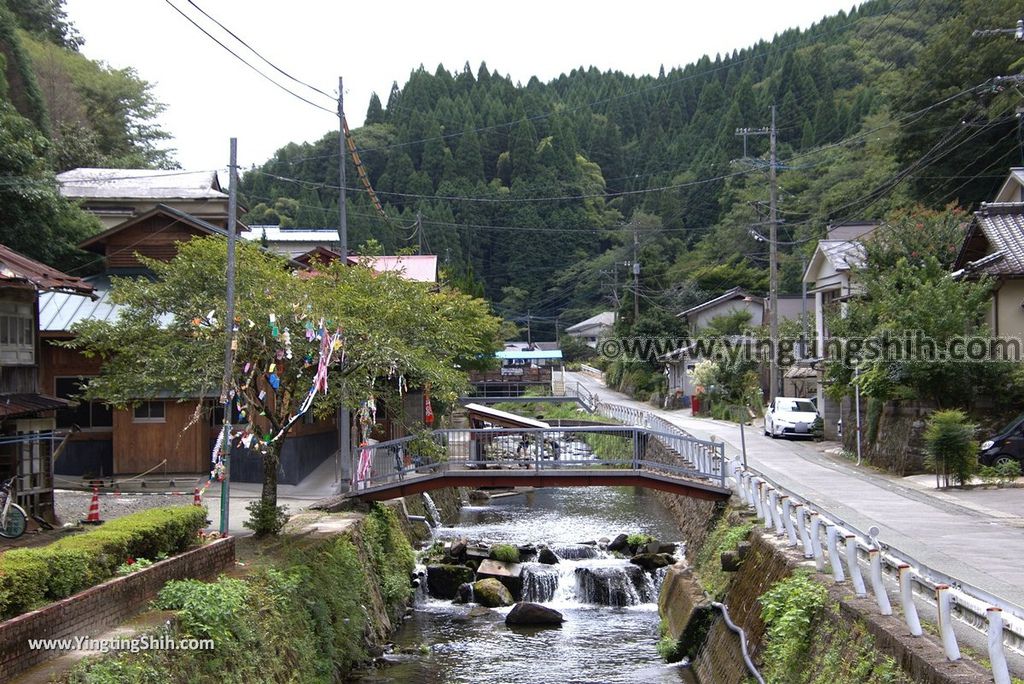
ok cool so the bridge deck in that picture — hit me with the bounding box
[346,464,732,502]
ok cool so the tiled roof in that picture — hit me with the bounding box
[0,244,93,295]
[57,168,226,201]
[959,203,1024,277]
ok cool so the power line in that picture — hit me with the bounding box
[162,0,336,116]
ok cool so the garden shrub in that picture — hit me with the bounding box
[0,505,206,618]
[923,410,978,487]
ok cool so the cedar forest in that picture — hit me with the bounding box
[3,0,1024,392]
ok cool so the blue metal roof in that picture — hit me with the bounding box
[39,276,121,332]
[495,350,563,360]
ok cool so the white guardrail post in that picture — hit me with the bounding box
[781,496,798,546]
[987,608,1012,684]
[898,564,923,637]
[826,524,845,582]
[795,504,812,558]
[936,584,961,661]
[868,548,892,615]
[809,512,825,570]
[845,534,867,597]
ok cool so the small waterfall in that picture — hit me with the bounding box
[551,544,601,560]
[422,493,442,527]
[521,563,560,603]
[573,564,658,607]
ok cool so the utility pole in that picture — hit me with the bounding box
[336,76,350,492]
[632,222,640,325]
[416,210,423,255]
[218,137,238,536]
[768,104,779,401]
[736,108,779,399]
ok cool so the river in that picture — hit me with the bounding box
[355,486,696,684]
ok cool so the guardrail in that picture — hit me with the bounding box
[350,424,726,492]
[595,400,1022,684]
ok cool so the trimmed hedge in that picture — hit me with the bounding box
[0,506,207,619]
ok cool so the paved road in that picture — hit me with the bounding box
[568,372,1024,609]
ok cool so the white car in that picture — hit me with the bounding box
[764,397,820,439]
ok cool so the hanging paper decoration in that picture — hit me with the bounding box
[268,373,281,390]
[283,328,293,359]
[355,441,373,487]
[424,384,434,425]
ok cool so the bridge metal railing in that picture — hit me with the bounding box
[596,399,1022,684]
[350,425,726,492]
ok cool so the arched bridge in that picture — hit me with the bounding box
[346,424,732,502]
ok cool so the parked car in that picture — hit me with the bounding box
[764,397,820,439]
[978,413,1024,468]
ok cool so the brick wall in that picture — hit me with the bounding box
[0,536,235,681]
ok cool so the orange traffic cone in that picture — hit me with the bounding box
[82,487,103,525]
[193,487,202,506]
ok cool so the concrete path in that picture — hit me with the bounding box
[567,372,1024,609]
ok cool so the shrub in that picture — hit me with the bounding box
[490,543,520,563]
[626,533,654,549]
[978,460,1022,487]
[0,505,206,618]
[923,410,978,487]
[760,572,829,682]
[361,504,416,611]
[243,499,289,536]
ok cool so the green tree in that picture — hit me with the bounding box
[67,238,502,519]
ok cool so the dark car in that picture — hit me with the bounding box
[978,413,1024,468]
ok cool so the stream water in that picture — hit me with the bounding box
[355,486,696,684]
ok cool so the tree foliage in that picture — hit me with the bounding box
[67,238,502,509]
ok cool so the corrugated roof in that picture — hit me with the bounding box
[956,203,1024,277]
[346,255,437,283]
[0,393,70,419]
[39,276,121,332]
[566,311,615,332]
[57,168,226,201]
[240,226,342,242]
[0,244,93,295]
[464,403,550,429]
[819,239,866,271]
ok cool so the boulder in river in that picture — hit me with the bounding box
[450,538,468,559]
[426,564,475,600]
[538,546,559,565]
[454,582,474,604]
[607,533,630,553]
[505,602,565,627]
[476,559,524,600]
[629,552,676,573]
[472,578,514,607]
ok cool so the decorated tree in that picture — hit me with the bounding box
[68,238,501,522]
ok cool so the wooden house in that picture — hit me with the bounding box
[0,243,94,520]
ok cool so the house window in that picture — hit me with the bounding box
[0,302,34,365]
[55,377,113,429]
[133,401,166,423]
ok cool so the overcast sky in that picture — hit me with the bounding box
[64,1,862,171]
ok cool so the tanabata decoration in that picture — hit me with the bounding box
[424,385,434,425]
[268,373,280,390]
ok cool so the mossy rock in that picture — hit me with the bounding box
[472,578,514,607]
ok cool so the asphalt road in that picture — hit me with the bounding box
[568,371,1024,610]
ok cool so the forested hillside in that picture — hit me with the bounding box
[241,0,1024,339]
[0,0,172,267]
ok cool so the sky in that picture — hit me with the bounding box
[64,1,862,172]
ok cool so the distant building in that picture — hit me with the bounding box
[240,226,342,257]
[678,287,763,332]
[57,168,232,230]
[802,222,877,438]
[565,312,615,348]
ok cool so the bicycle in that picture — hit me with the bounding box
[0,476,27,539]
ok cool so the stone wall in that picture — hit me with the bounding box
[840,398,934,475]
[667,523,992,684]
[0,537,235,681]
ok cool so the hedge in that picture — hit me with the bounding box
[0,506,207,619]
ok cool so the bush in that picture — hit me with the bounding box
[923,410,978,487]
[243,499,289,536]
[760,572,829,682]
[978,460,1022,487]
[490,543,520,563]
[626,533,654,549]
[0,505,206,618]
